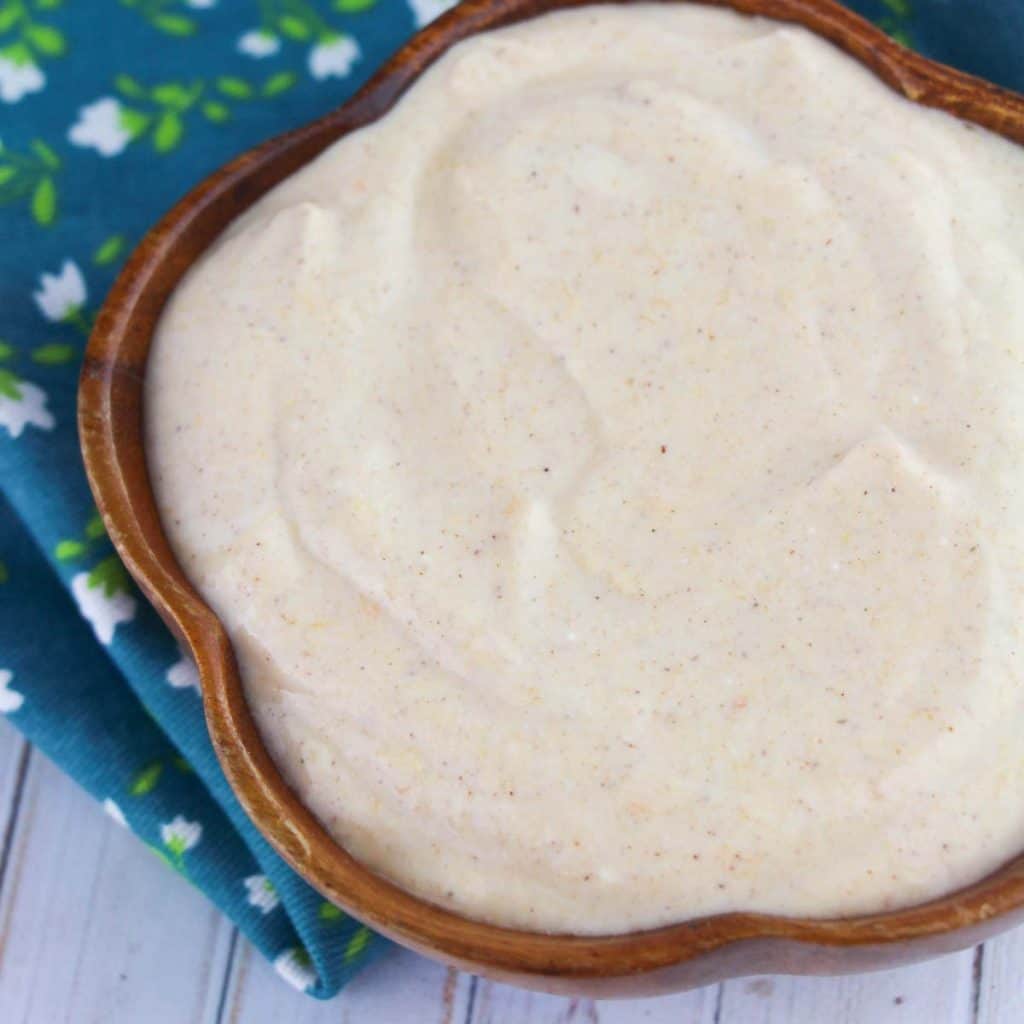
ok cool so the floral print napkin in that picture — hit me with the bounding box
[0,0,1020,1000]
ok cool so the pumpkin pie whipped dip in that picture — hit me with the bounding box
[147,5,1024,932]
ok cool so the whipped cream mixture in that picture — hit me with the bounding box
[147,5,1024,932]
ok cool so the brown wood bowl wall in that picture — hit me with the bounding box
[79,0,1024,997]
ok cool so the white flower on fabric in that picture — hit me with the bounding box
[71,571,136,645]
[308,35,360,81]
[0,670,24,714]
[406,0,456,28]
[69,98,132,157]
[274,946,316,992]
[33,260,87,322]
[244,874,280,914]
[160,815,202,855]
[184,0,216,7]
[0,57,45,104]
[166,649,200,691]
[238,30,280,58]
[0,379,55,437]
[103,798,127,827]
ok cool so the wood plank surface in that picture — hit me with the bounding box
[0,720,28,874]
[0,725,234,1024]
[469,978,719,1023]
[716,952,976,1024]
[219,942,472,1024]
[977,930,1024,1024]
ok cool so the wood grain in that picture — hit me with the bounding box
[78,0,1024,997]
[0,729,234,1024]
[469,978,720,1022]
[716,953,974,1024]
[0,721,28,888]
[976,930,1024,1024]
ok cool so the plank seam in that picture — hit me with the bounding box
[712,981,724,1024]
[213,927,241,1024]
[462,974,479,1024]
[971,944,985,1024]
[0,742,31,898]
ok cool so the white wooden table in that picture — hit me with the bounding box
[1,718,1022,1024]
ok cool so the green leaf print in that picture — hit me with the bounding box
[151,12,194,36]
[92,235,126,266]
[277,14,310,40]
[121,0,204,37]
[885,24,913,47]
[318,901,344,922]
[876,0,913,46]
[118,107,152,140]
[0,0,67,70]
[31,342,74,364]
[55,539,86,561]
[130,760,164,795]
[0,561,8,585]
[94,72,293,157]
[251,0,366,64]
[0,140,62,226]
[261,71,297,97]
[114,73,147,99]
[159,816,201,870]
[53,513,106,564]
[200,100,229,123]
[1,40,31,65]
[147,844,177,872]
[344,926,371,963]
[24,21,63,55]
[0,368,22,400]
[123,81,203,139]
[30,176,56,225]
[151,81,194,108]
[87,554,130,597]
[30,139,60,170]
[0,341,12,360]
[165,835,188,856]
[152,111,184,152]
[216,76,252,99]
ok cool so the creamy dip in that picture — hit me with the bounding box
[146,4,1024,933]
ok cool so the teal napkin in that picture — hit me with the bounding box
[0,0,1020,999]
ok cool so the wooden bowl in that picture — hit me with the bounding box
[79,0,1024,996]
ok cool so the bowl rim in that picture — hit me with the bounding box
[79,0,1024,992]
